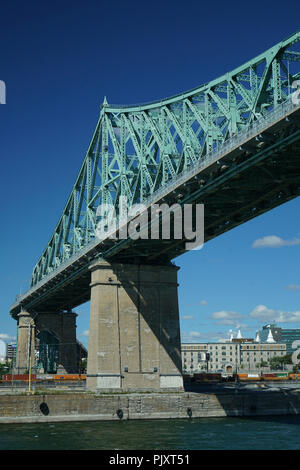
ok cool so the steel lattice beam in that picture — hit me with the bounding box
[30,30,300,287]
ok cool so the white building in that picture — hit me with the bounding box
[182,342,239,373]
[181,340,286,373]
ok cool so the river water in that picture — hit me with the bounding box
[0,415,300,450]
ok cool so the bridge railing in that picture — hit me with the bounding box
[13,96,299,308]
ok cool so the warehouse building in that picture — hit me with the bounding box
[182,338,286,373]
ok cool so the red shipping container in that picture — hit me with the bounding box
[2,374,36,381]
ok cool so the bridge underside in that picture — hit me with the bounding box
[10,108,300,317]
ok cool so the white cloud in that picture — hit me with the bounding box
[181,331,207,342]
[181,329,240,343]
[252,235,300,248]
[212,310,240,320]
[80,330,89,337]
[250,304,300,323]
[182,315,194,320]
[286,284,300,291]
[250,305,275,320]
[0,334,15,342]
[0,334,10,340]
[200,300,208,305]
[189,331,202,338]
[211,310,245,326]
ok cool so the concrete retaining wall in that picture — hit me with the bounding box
[0,391,300,423]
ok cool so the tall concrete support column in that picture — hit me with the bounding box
[16,311,35,374]
[86,261,183,392]
[35,312,78,373]
[60,312,78,373]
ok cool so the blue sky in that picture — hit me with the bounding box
[1,0,300,349]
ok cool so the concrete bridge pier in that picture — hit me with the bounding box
[16,311,36,374]
[35,312,78,373]
[86,260,183,392]
[16,310,78,374]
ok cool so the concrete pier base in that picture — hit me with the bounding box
[86,261,183,392]
[1,389,300,423]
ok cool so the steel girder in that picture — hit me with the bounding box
[31,30,300,287]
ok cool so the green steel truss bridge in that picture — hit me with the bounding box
[10,30,300,318]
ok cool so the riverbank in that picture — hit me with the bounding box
[0,385,300,423]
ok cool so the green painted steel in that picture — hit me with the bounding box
[31,31,300,287]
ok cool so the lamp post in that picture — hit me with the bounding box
[27,319,35,394]
[205,352,210,372]
[25,310,39,394]
[17,278,31,300]
[235,344,239,383]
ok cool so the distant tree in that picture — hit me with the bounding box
[269,356,282,369]
[80,358,87,373]
[269,355,292,370]
[259,361,268,368]
[282,354,293,364]
[0,361,11,378]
